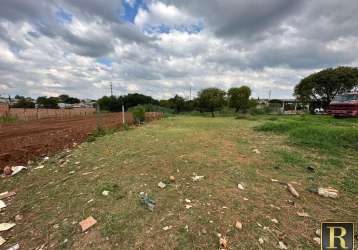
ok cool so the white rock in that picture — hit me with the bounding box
[162,225,172,231]
[278,241,288,249]
[235,221,242,230]
[313,237,320,245]
[0,200,6,209]
[158,181,166,189]
[0,223,15,232]
[271,218,279,224]
[0,236,5,246]
[185,199,191,203]
[315,229,321,237]
[102,190,110,196]
[237,183,245,190]
[318,187,338,198]
[185,204,192,209]
[258,238,264,244]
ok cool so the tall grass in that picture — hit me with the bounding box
[0,116,17,124]
[255,116,358,153]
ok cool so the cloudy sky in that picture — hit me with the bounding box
[0,0,357,100]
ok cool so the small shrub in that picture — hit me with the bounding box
[0,116,17,124]
[129,106,145,124]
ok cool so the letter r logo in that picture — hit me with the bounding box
[322,223,354,250]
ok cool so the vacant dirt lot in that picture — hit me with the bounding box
[1,115,356,249]
[0,113,133,170]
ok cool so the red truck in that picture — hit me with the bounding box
[328,92,358,117]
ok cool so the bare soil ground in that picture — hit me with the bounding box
[0,116,356,249]
[0,113,128,170]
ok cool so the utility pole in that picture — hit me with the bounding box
[110,82,113,97]
[189,87,192,101]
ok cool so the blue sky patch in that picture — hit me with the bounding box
[56,8,73,24]
[120,0,147,23]
[97,57,113,67]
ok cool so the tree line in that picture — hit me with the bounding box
[97,86,255,117]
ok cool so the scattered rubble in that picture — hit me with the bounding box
[0,200,6,209]
[102,190,110,196]
[191,173,204,182]
[139,192,156,211]
[79,216,97,232]
[0,191,16,199]
[253,149,261,154]
[271,219,279,224]
[235,221,242,230]
[313,237,320,245]
[297,211,310,217]
[158,181,166,189]
[0,236,5,246]
[237,183,245,190]
[162,225,172,231]
[287,183,299,198]
[318,187,338,198]
[278,241,288,249]
[15,214,23,221]
[0,223,15,232]
[219,237,228,249]
[6,243,20,250]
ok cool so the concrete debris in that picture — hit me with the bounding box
[34,165,45,170]
[271,179,279,182]
[297,211,310,217]
[270,204,281,210]
[287,183,299,198]
[11,166,27,176]
[237,183,245,190]
[0,236,5,246]
[0,191,16,199]
[191,173,204,182]
[318,187,338,198]
[253,149,261,154]
[235,221,242,230]
[0,200,6,209]
[278,241,288,249]
[313,237,320,245]
[243,197,249,201]
[44,156,50,161]
[271,219,279,224]
[139,192,156,211]
[79,216,97,232]
[169,176,176,182]
[15,214,23,221]
[3,166,12,176]
[258,238,264,244]
[185,225,189,232]
[162,225,172,231]
[158,181,166,189]
[0,223,16,232]
[315,229,320,237]
[185,204,192,209]
[219,237,228,249]
[185,199,191,203]
[102,190,109,196]
[6,243,19,250]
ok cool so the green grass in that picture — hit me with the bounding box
[0,115,17,124]
[1,115,357,249]
[255,115,358,154]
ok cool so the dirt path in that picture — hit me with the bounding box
[0,113,131,170]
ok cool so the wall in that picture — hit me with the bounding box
[0,107,96,121]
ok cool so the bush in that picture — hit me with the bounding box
[0,116,17,124]
[129,105,145,124]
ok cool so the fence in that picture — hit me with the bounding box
[0,106,96,121]
[145,112,164,122]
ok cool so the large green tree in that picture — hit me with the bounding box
[168,95,185,113]
[197,88,226,117]
[228,86,252,112]
[294,66,358,109]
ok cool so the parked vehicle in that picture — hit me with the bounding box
[328,92,358,117]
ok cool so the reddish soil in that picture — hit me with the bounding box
[0,113,132,170]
